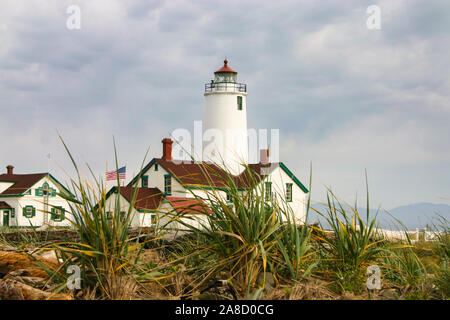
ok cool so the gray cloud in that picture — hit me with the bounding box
[0,0,449,209]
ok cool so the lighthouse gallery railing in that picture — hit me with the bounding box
[205,82,247,93]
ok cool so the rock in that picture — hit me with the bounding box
[257,272,275,291]
[0,279,72,300]
[380,288,398,300]
[35,249,62,263]
[0,251,59,278]
[197,280,237,300]
[36,224,49,232]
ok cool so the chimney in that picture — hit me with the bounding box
[161,138,173,161]
[6,165,14,175]
[260,149,270,164]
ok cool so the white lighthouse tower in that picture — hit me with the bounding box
[203,60,248,175]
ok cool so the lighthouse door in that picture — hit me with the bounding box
[2,210,9,227]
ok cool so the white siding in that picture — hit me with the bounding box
[1,176,73,228]
[263,166,308,223]
[102,191,143,228]
[141,162,187,197]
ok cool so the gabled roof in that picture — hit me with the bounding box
[108,186,164,211]
[128,158,308,193]
[165,197,213,215]
[0,201,12,209]
[0,173,73,197]
[157,158,231,188]
[0,173,47,196]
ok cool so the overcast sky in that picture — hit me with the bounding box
[1,0,449,209]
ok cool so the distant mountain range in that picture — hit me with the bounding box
[308,202,450,231]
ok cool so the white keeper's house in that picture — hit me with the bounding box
[104,60,309,230]
[0,165,73,228]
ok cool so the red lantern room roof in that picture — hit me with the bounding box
[214,59,237,74]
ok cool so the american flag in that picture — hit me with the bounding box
[106,166,126,181]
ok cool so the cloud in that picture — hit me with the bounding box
[0,0,449,209]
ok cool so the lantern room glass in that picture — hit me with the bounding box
[214,72,237,83]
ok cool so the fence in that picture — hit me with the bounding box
[373,228,445,242]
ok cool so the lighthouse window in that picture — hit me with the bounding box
[237,96,243,110]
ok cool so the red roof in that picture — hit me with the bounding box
[155,159,277,189]
[116,186,163,211]
[0,201,12,209]
[0,173,47,196]
[156,159,231,188]
[165,197,213,215]
[215,59,237,74]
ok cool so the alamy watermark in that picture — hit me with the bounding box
[366,5,381,30]
[66,265,81,289]
[170,121,279,170]
[66,5,81,30]
[366,265,381,290]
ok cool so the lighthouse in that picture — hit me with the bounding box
[203,59,248,175]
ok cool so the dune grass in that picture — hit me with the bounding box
[4,140,448,300]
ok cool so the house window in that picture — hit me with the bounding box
[237,96,243,110]
[286,183,293,202]
[155,163,158,171]
[142,175,149,188]
[106,211,112,220]
[151,213,156,226]
[51,206,65,222]
[23,206,35,218]
[10,208,15,218]
[42,182,49,196]
[226,191,232,203]
[120,211,126,222]
[164,174,172,195]
[264,182,272,199]
[35,183,56,197]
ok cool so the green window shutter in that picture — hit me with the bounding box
[24,206,35,218]
[264,182,272,199]
[51,207,65,222]
[51,208,56,220]
[164,175,172,195]
[11,208,15,218]
[142,175,149,188]
[35,189,40,196]
[286,183,293,202]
